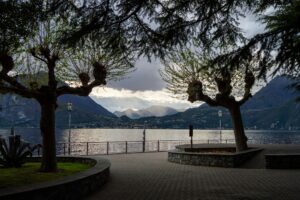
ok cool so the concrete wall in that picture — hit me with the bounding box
[168,148,262,168]
[265,154,300,169]
[0,157,110,200]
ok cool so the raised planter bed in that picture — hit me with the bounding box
[168,144,263,168]
[265,154,300,169]
[0,157,110,200]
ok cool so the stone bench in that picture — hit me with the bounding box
[265,154,300,169]
[168,148,263,168]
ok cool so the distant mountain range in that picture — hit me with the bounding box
[132,76,300,130]
[0,93,116,128]
[91,96,154,113]
[1,76,299,130]
[114,106,178,119]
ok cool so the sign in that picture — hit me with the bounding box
[189,125,193,137]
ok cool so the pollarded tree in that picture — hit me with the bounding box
[0,14,135,172]
[161,51,258,151]
[0,0,175,172]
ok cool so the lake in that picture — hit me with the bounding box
[0,128,300,144]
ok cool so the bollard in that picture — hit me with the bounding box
[107,142,109,155]
[86,142,89,156]
[189,125,193,149]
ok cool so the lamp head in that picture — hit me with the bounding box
[218,110,222,117]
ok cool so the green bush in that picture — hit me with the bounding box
[0,135,40,168]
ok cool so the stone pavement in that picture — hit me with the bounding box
[87,145,300,200]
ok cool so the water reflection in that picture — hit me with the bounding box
[0,128,299,144]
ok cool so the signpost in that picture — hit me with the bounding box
[189,125,193,149]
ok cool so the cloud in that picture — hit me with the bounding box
[90,87,201,112]
[89,13,265,112]
[239,13,266,38]
[107,58,165,91]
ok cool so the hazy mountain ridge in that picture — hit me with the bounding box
[114,105,178,119]
[133,76,300,130]
[1,76,299,129]
[0,93,116,128]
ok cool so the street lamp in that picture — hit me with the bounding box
[67,102,72,155]
[143,121,147,152]
[0,95,20,136]
[218,110,222,143]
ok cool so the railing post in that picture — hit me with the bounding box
[207,139,210,144]
[157,140,160,152]
[68,142,71,155]
[226,139,227,144]
[125,141,128,154]
[63,143,66,155]
[107,142,109,155]
[38,146,41,156]
[86,142,89,156]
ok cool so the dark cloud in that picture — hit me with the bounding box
[108,58,165,91]
[108,14,264,91]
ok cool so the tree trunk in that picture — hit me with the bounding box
[228,104,248,152]
[39,100,57,172]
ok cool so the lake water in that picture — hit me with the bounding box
[1,128,300,144]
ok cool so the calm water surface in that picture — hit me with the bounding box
[0,128,300,144]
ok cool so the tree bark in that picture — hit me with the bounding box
[228,104,248,152]
[39,100,57,172]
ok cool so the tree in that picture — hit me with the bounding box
[0,1,136,172]
[61,0,299,77]
[141,0,300,100]
[161,51,257,151]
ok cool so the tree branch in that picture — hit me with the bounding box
[56,80,103,97]
[238,70,255,105]
[187,80,219,106]
[0,84,38,99]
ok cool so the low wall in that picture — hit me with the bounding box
[168,148,263,168]
[265,154,300,169]
[0,157,110,200]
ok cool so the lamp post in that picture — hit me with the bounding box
[67,102,72,155]
[10,96,19,135]
[143,121,147,152]
[0,95,20,136]
[218,110,222,143]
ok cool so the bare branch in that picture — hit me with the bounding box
[187,80,218,106]
[56,80,103,97]
[238,70,255,105]
[0,84,38,99]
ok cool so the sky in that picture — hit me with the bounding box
[90,13,266,113]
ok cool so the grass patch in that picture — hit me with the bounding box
[0,162,92,189]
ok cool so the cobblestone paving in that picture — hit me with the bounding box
[87,149,300,200]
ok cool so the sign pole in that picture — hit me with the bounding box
[189,125,193,149]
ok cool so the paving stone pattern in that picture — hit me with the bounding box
[88,148,300,200]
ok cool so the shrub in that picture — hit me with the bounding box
[0,135,40,168]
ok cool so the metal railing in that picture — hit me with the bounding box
[55,139,237,156]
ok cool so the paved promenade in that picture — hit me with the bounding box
[87,145,300,200]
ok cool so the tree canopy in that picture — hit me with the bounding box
[161,49,259,151]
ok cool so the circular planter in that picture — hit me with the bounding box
[0,157,110,200]
[168,144,263,168]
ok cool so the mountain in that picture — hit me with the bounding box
[1,76,299,129]
[132,76,300,130]
[0,93,116,128]
[242,76,298,110]
[114,105,178,119]
[90,96,153,113]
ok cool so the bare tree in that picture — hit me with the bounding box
[0,19,134,172]
[161,51,258,151]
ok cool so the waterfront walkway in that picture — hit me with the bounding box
[87,145,300,200]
